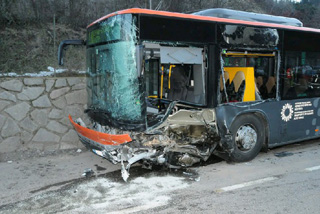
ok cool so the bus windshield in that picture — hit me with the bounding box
[86,14,146,128]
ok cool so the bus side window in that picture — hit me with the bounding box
[283,51,320,99]
[296,76,308,97]
[223,55,276,101]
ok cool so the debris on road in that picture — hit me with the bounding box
[274,151,294,158]
[82,168,94,177]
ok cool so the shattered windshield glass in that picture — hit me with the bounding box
[86,14,145,128]
[221,24,279,46]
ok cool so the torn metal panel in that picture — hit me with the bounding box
[154,108,216,129]
[70,103,220,181]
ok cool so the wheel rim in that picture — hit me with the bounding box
[235,124,257,151]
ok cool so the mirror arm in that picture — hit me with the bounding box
[58,40,85,66]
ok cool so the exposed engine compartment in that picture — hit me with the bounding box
[71,104,220,181]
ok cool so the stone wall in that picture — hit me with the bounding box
[0,77,89,154]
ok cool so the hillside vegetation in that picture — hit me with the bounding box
[0,0,320,74]
[0,24,86,74]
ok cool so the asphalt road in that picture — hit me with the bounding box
[1,139,320,214]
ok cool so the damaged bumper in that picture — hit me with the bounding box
[69,115,133,164]
[69,108,221,180]
[70,115,163,166]
[69,115,131,148]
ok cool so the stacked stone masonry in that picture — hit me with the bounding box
[0,77,89,153]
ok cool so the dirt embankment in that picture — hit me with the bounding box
[0,24,86,74]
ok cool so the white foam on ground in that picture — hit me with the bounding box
[62,175,189,213]
[3,175,189,214]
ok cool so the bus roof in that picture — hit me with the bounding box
[193,8,303,27]
[87,8,320,34]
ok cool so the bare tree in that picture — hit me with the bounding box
[0,0,15,24]
[1,0,320,28]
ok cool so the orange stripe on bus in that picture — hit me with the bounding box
[69,115,132,145]
[87,8,320,34]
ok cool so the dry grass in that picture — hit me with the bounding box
[0,23,86,74]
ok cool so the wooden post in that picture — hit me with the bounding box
[53,13,56,76]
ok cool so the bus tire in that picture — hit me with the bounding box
[229,114,264,162]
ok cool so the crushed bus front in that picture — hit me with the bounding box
[70,103,220,181]
[63,11,222,179]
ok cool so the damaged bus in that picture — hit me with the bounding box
[59,8,320,177]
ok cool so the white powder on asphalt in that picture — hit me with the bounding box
[74,176,188,213]
[70,176,189,213]
[3,175,189,214]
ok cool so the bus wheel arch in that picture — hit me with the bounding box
[228,112,268,162]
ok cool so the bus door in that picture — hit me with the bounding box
[144,55,161,114]
[143,43,206,113]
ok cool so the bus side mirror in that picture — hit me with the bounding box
[58,40,85,65]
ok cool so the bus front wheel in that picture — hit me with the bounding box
[229,114,264,162]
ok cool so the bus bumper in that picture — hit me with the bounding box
[69,115,133,164]
[69,112,220,181]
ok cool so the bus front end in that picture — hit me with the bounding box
[64,12,220,178]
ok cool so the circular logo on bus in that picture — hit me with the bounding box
[281,103,293,122]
